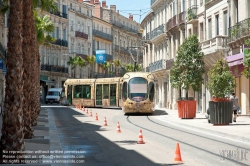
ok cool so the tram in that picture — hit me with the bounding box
[64,72,155,114]
[121,72,155,114]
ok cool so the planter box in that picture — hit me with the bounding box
[209,101,233,125]
[177,100,196,119]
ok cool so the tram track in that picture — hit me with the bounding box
[126,115,250,166]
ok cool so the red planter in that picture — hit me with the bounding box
[177,100,196,119]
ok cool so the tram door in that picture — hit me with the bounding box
[110,84,116,106]
[67,85,72,105]
[96,84,102,106]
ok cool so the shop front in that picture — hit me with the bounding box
[226,53,249,115]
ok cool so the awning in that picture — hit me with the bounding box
[226,53,244,67]
[40,79,55,85]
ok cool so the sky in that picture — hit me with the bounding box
[103,0,151,23]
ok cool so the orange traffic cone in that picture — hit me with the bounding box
[103,117,108,126]
[174,143,183,163]
[137,130,145,144]
[89,110,92,116]
[116,121,121,133]
[95,113,98,120]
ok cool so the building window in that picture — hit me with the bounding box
[88,48,90,55]
[82,45,84,54]
[208,18,212,39]
[223,11,228,35]
[82,23,84,32]
[78,43,81,54]
[63,28,66,40]
[78,22,80,31]
[215,15,219,35]
[88,25,90,36]
[56,27,59,39]
[71,20,74,31]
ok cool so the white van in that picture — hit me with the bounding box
[45,88,63,104]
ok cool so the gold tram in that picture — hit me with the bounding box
[64,72,155,114]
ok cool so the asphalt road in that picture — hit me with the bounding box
[48,105,250,166]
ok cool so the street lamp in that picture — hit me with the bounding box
[127,46,141,72]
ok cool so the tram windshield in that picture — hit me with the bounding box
[128,77,148,101]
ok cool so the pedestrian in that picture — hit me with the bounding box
[230,92,239,122]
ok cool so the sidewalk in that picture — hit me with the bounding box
[156,108,250,143]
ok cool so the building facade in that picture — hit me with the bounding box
[142,0,249,115]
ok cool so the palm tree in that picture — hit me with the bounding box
[22,0,35,139]
[124,63,134,72]
[86,55,96,78]
[113,59,121,76]
[67,56,85,78]
[78,58,87,78]
[101,61,111,77]
[35,12,55,45]
[0,0,25,161]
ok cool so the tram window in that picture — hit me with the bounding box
[149,82,154,101]
[122,82,127,101]
[103,84,109,99]
[73,85,91,98]
[128,77,148,100]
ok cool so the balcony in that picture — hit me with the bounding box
[201,35,228,68]
[106,54,113,61]
[151,24,164,40]
[76,53,88,60]
[148,59,166,72]
[166,15,178,32]
[93,29,113,41]
[52,39,68,47]
[50,11,68,19]
[111,20,139,34]
[113,45,119,51]
[178,11,186,25]
[41,64,68,73]
[75,31,88,40]
[201,35,228,54]
[228,18,250,45]
[165,59,174,70]
[187,5,198,24]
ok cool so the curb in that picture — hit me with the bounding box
[166,116,250,142]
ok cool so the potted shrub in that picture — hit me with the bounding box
[170,34,205,119]
[207,57,236,125]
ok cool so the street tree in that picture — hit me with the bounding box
[0,0,25,162]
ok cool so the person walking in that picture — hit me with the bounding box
[230,92,239,122]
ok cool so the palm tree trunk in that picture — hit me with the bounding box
[31,14,40,126]
[0,0,24,163]
[22,0,34,138]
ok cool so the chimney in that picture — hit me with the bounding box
[129,14,133,21]
[94,0,101,18]
[102,1,106,8]
[90,0,94,4]
[110,5,116,11]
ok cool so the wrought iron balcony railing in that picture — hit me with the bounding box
[93,29,113,41]
[148,59,166,72]
[151,24,164,39]
[111,20,139,34]
[41,64,68,73]
[228,18,250,43]
[50,11,68,19]
[75,31,88,40]
[52,39,68,47]
[187,5,198,22]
